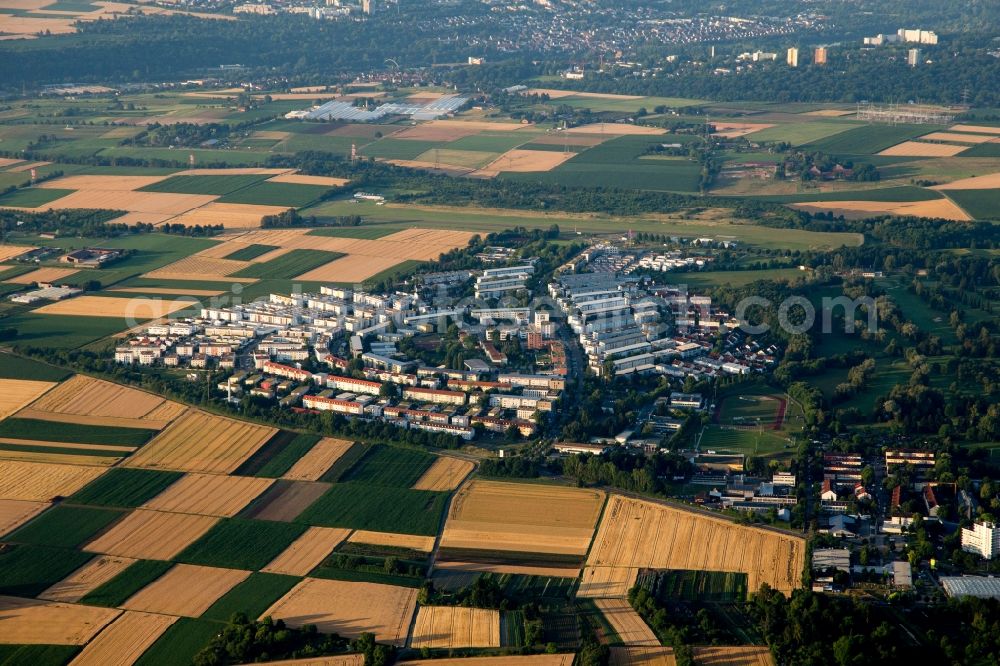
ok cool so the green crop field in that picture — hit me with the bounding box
[235,432,320,478]
[507,160,702,192]
[319,442,371,483]
[231,249,342,280]
[0,353,70,381]
[306,199,862,251]
[200,572,299,622]
[70,468,184,508]
[97,146,269,166]
[309,565,424,588]
[217,181,333,207]
[959,142,1000,158]
[361,138,444,160]
[0,544,94,597]
[747,120,859,146]
[0,645,80,666]
[138,174,267,196]
[0,441,126,460]
[446,133,532,153]
[341,444,435,487]
[0,187,73,208]
[223,244,280,261]
[297,484,448,536]
[946,189,1000,220]
[640,569,748,602]
[0,418,156,446]
[133,617,223,666]
[80,560,173,607]
[306,226,402,239]
[4,505,123,549]
[480,572,577,600]
[176,518,307,570]
[804,123,933,154]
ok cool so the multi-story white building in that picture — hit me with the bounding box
[962,522,1000,559]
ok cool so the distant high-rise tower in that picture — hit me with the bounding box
[787,47,799,67]
[814,47,828,65]
[351,143,357,161]
[362,0,371,14]
[709,45,715,59]
[907,48,921,67]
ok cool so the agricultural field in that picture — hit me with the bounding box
[0,498,49,536]
[0,543,95,597]
[176,518,307,570]
[121,563,251,617]
[199,572,300,622]
[346,530,437,553]
[83,509,220,560]
[125,410,276,474]
[0,460,107,501]
[438,480,605,574]
[78,560,174,608]
[70,468,184,508]
[243,480,333,522]
[4,504,123,549]
[594,598,659,647]
[581,496,805,597]
[38,555,137,603]
[141,473,274,517]
[342,444,437,487]
[262,526,352,576]
[69,611,177,666]
[0,378,55,421]
[637,569,749,603]
[262,577,418,646]
[0,596,120,645]
[410,606,501,649]
[412,456,475,491]
[280,437,354,481]
[297,483,449,536]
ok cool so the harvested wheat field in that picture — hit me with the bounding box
[610,647,677,666]
[578,566,640,599]
[585,496,805,597]
[530,133,609,147]
[32,295,197,319]
[398,658,574,666]
[594,598,659,647]
[142,473,273,517]
[126,410,276,474]
[474,149,576,176]
[950,124,1000,135]
[268,173,349,187]
[294,253,408,282]
[69,610,178,666]
[23,374,186,427]
[693,647,773,666]
[921,131,996,144]
[0,378,55,421]
[410,606,500,649]
[0,245,34,262]
[282,438,354,482]
[166,202,291,229]
[711,123,775,138]
[565,123,665,136]
[395,119,531,142]
[7,161,48,173]
[0,498,48,537]
[347,530,436,552]
[37,175,168,191]
[41,190,216,215]
[412,457,474,491]
[5,267,77,284]
[0,446,127,468]
[802,109,855,117]
[0,460,107,501]
[142,255,251,282]
[440,480,605,560]
[39,555,137,603]
[0,158,23,168]
[249,481,331,523]
[790,198,972,222]
[0,16,76,39]
[0,596,120,645]
[262,526,352,576]
[932,171,1000,190]
[878,141,967,157]
[110,286,226,296]
[84,509,219,560]
[122,563,250,617]
[262,578,418,646]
